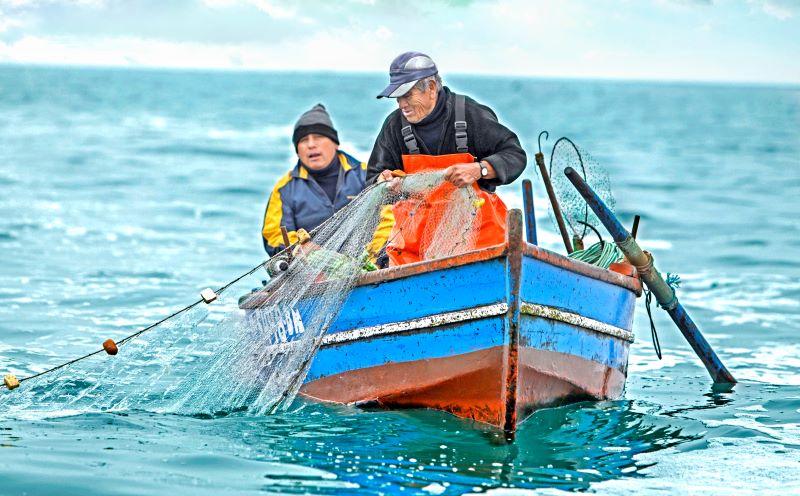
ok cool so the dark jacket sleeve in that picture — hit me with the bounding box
[469,101,527,188]
[366,114,404,184]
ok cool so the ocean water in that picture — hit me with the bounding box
[1,65,799,495]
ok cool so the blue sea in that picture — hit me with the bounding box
[1,65,799,495]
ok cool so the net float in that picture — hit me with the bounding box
[4,374,19,390]
[103,339,118,355]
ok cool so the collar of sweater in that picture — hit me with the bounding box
[415,88,448,129]
[305,154,340,178]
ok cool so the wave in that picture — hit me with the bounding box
[136,145,266,160]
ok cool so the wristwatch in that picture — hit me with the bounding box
[479,162,489,177]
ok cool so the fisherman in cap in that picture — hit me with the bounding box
[261,104,367,255]
[368,52,527,265]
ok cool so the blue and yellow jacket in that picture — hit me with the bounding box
[262,151,370,255]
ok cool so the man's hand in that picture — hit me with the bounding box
[444,162,482,188]
[377,169,402,194]
[377,170,395,183]
[292,241,321,258]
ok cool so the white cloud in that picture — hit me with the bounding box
[0,9,24,33]
[0,0,797,84]
[0,27,399,71]
[0,35,235,67]
[0,0,106,7]
[374,25,392,40]
[250,0,294,18]
[757,0,795,19]
[202,0,295,19]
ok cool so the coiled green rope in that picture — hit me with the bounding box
[568,241,624,269]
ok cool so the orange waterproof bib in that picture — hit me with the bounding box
[386,153,507,266]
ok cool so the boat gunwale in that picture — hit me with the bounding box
[239,240,640,310]
[311,299,634,351]
[521,242,642,295]
[355,241,641,294]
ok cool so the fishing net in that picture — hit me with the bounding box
[540,135,624,269]
[0,170,484,418]
[547,137,616,247]
[541,136,624,268]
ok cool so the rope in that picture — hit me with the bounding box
[630,246,654,279]
[644,289,663,360]
[15,259,270,386]
[7,176,472,395]
[642,273,680,360]
[8,181,393,390]
[659,273,681,311]
[568,240,624,269]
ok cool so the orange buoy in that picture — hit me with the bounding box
[4,374,19,390]
[390,170,407,178]
[609,261,637,278]
[103,339,118,355]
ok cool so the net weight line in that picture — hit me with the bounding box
[3,175,479,397]
[5,259,269,389]
[4,181,392,393]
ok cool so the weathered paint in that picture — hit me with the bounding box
[520,255,637,331]
[519,314,630,372]
[523,243,641,295]
[302,344,626,428]
[357,244,507,287]
[326,257,506,334]
[515,347,626,420]
[238,245,507,311]
[501,209,523,437]
[244,210,640,434]
[243,256,508,335]
[520,302,635,343]
[308,315,507,382]
[321,303,508,347]
[303,346,507,426]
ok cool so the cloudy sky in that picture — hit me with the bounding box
[0,0,798,83]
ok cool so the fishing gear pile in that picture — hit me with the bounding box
[543,137,623,267]
[0,171,486,417]
[548,138,616,248]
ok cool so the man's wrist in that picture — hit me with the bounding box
[476,161,489,179]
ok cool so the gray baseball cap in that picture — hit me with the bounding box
[376,51,438,99]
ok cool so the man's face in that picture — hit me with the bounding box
[297,134,338,170]
[396,81,437,124]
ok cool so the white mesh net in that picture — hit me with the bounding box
[1,171,487,418]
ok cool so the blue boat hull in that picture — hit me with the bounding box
[242,211,640,433]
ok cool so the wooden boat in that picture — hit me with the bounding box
[240,210,641,436]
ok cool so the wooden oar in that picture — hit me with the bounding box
[564,167,736,384]
[535,131,573,253]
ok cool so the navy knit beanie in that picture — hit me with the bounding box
[292,104,339,149]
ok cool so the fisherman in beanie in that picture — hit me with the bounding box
[261,104,368,255]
